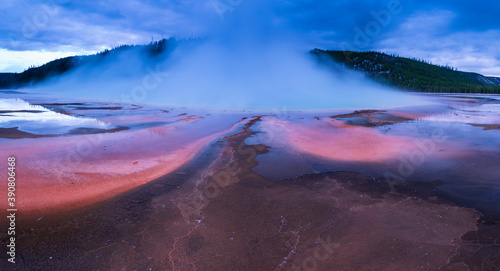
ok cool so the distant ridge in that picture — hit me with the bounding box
[311,49,500,93]
[0,38,177,89]
[1,39,499,94]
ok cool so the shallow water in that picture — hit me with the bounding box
[1,92,499,217]
[0,98,114,135]
[247,95,500,219]
[0,92,499,270]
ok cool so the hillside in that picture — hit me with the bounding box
[0,38,176,88]
[311,49,500,93]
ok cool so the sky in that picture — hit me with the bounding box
[1,0,499,76]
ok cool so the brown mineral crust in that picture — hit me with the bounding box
[0,127,43,138]
[178,115,204,122]
[1,112,495,271]
[330,110,414,127]
[469,123,500,130]
[133,116,482,270]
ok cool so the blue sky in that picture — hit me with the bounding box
[1,0,499,76]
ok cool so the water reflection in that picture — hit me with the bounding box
[0,99,113,135]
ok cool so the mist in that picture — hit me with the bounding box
[24,0,423,111]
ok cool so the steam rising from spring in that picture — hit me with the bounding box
[26,0,422,111]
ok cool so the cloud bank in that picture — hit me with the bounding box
[18,0,423,111]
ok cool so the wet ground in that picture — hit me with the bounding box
[0,93,499,270]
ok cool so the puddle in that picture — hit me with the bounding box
[0,99,114,135]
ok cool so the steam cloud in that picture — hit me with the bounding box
[24,0,423,111]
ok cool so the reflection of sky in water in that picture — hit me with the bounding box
[0,99,112,135]
[419,95,500,124]
[424,104,500,124]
